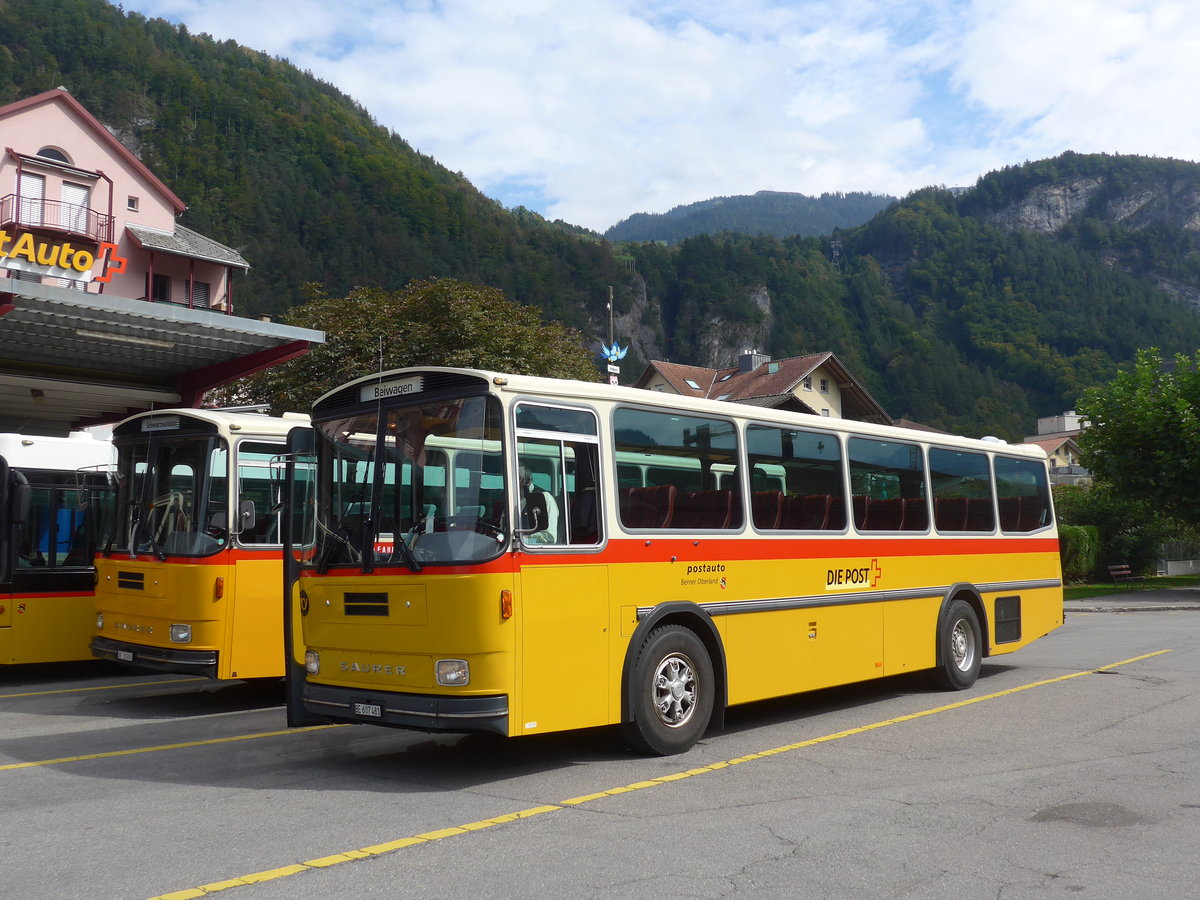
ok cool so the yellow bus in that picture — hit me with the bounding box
[0,431,112,664]
[280,368,1063,754]
[91,408,308,680]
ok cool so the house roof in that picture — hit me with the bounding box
[1025,435,1078,455]
[0,89,187,213]
[636,361,718,399]
[893,418,950,434]
[126,223,250,270]
[1026,429,1082,442]
[635,352,891,424]
[726,393,816,412]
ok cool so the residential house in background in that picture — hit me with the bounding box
[0,88,247,311]
[1025,410,1090,485]
[634,350,892,425]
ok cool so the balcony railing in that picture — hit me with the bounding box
[1050,465,1089,476]
[0,194,115,243]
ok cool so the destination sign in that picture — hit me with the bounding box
[360,375,424,402]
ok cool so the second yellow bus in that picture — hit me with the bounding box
[92,408,308,679]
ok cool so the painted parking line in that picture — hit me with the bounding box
[147,649,1172,900]
[0,677,198,700]
[0,724,346,772]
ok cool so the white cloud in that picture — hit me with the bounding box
[952,0,1200,162]
[119,0,1200,230]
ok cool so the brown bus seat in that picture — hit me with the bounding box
[673,489,735,529]
[751,490,783,529]
[781,494,831,530]
[619,484,677,529]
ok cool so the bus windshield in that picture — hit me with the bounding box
[101,435,228,558]
[310,394,505,569]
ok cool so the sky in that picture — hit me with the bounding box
[117,0,1200,232]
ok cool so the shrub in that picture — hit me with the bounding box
[1058,524,1100,583]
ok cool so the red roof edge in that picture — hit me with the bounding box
[178,341,313,405]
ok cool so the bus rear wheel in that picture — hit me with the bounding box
[623,625,714,756]
[930,598,982,690]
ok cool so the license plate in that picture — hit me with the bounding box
[116,650,133,662]
[353,702,382,718]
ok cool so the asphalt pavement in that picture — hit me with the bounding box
[1064,584,1200,613]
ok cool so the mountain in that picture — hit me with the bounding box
[613,153,1200,439]
[605,191,895,244]
[6,1,1200,441]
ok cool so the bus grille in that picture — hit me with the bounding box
[118,571,145,590]
[995,595,1022,643]
[344,592,389,616]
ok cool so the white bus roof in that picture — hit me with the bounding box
[113,408,310,440]
[0,431,113,471]
[319,367,1048,460]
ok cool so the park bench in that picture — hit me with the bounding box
[1107,563,1140,583]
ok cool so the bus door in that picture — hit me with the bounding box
[513,403,609,734]
[279,426,323,726]
[225,439,287,679]
[0,458,13,662]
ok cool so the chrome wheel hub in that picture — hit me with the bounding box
[652,654,697,728]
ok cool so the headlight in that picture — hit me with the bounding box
[436,659,469,686]
[169,624,192,643]
[305,650,320,674]
[96,612,104,630]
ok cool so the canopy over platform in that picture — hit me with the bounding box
[1,279,322,435]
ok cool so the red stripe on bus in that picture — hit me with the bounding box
[2,591,94,600]
[100,548,281,565]
[303,534,1059,577]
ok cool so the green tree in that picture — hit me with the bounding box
[1076,348,1200,523]
[1053,483,1176,576]
[217,278,600,412]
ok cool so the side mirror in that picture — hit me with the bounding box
[287,425,314,454]
[239,499,256,529]
[10,474,30,525]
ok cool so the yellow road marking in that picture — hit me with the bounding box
[147,649,1172,898]
[0,724,345,772]
[0,677,198,699]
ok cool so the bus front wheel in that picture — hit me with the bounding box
[623,625,714,756]
[930,598,982,690]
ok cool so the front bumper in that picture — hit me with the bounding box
[302,681,509,736]
[90,636,218,678]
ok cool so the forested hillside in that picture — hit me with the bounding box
[624,169,1200,438]
[605,190,895,244]
[5,1,1200,441]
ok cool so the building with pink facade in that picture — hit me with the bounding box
[0,88,245,310]
[0,89,321,435]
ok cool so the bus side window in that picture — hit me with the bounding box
[929,448,994,533]
[995,456,1052,533]
[237,441,282,544]
[566,442,601,544]
[514,403,602,547]
[613,407,741,531]
[746,424,844,532]
[848,437,929,533]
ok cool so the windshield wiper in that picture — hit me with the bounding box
[126,514,165,561]
[392,527,422,573]
[313,516,361,574]
[142,519,167,560]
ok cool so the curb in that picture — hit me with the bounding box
[1065,605,1200,613]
